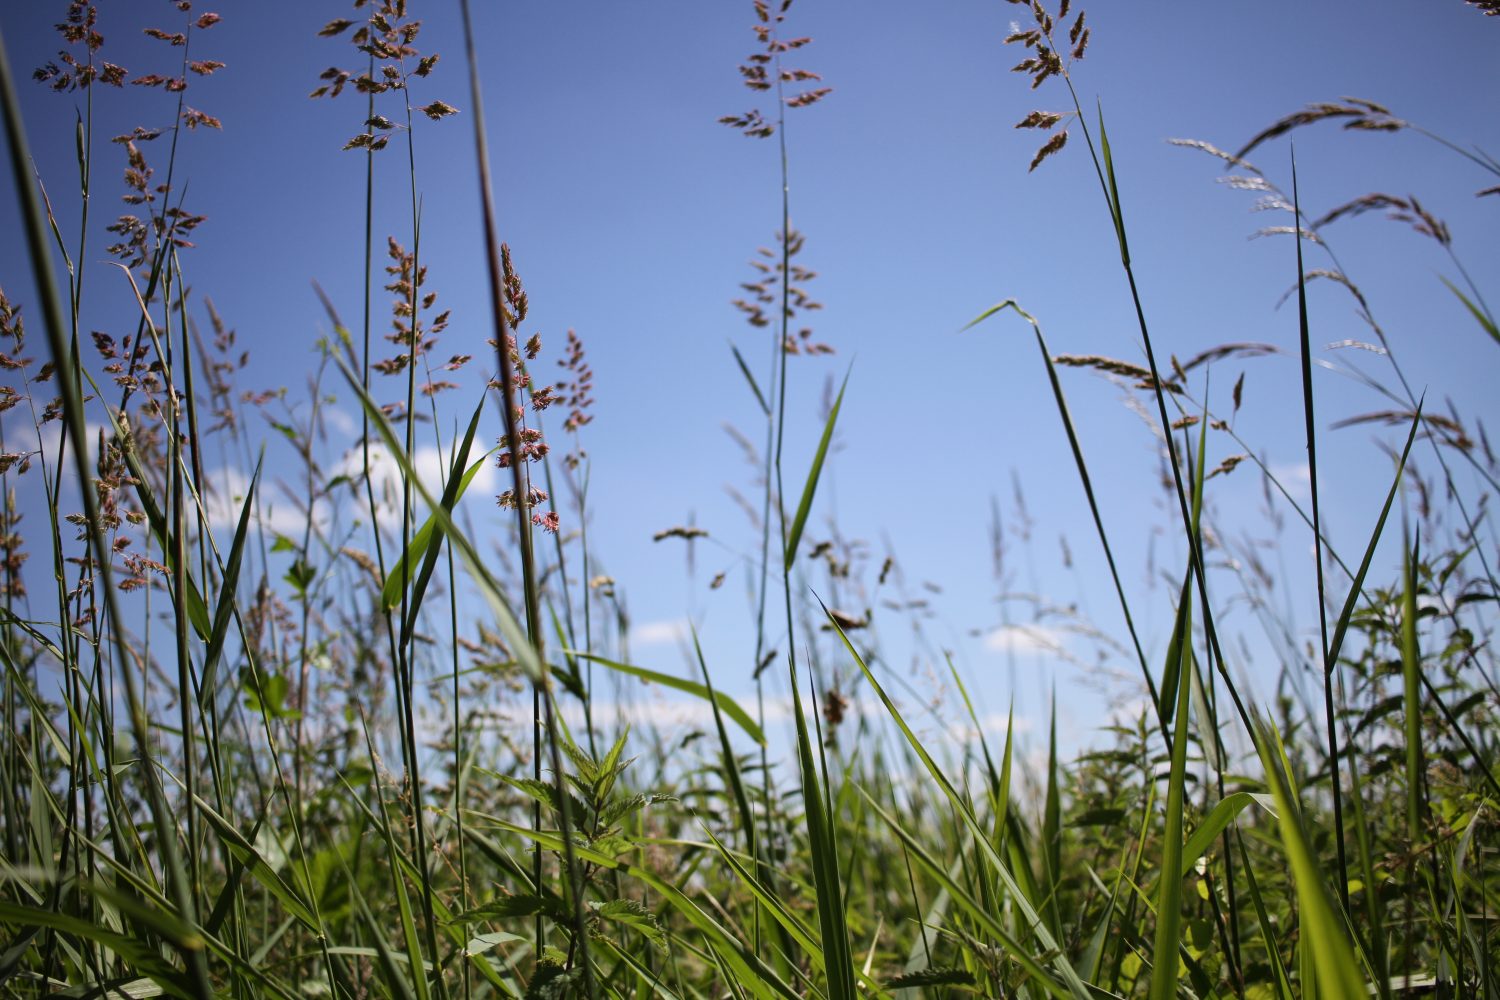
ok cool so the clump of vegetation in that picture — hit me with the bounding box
[0,1,1495,998]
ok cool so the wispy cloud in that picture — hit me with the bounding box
[983,623,1069,656]
[632,618,690,647]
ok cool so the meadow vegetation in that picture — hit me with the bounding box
[0,1,1497,997]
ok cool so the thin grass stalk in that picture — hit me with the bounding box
[1036,33,1260,748]
[0,22,217,998]
[162,252,206,928]
[455,4,598,994]
[966,302,1167,743]
[1289,157,1349,915]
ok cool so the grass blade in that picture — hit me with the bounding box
[199,452,261,709]
[788,654,856,999]
[1147,587,1194,1000]
[568,651,766,745]
[784,369,848,571]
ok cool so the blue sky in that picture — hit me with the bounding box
[2,0,1497,761]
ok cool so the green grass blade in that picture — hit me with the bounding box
[731,342,771,415]
[1147,588,1194,1000]
[1179,792,1275,879]
[199,452,261,708]
[1042,696,1063,942]
[784,369,849,571]
[788,655,856,1000]
[692,629,757,859]
[1098,106,1131,266]
[821,600,1092,999]
[1326,403,1422,671]
[1439,274,1500,347]
[383,397,489,612]
[1255,717,1371,1000]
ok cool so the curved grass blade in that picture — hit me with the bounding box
[1178,792,1275,879]
[383,397,489,612]
[567,651,765,745]
[1439,274,1500,347]
[1256,716,1371,999]
[964,300,1163,740]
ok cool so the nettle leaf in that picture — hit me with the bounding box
[454,893,568,925]
[599,792,677,831]
[590,899,664,949]
[523,957,577,1000]
[885,967,976,989]
[283,558,316,596]
[242,670,295,720]
[497,775,590,827]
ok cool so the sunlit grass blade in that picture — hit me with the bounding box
[1178,792,1275,879]
[1041,696,1063,943]
[1255,716,1371,1000]
[1147,586,1193,1000]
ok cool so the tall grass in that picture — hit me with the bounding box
[1,2,1497,998]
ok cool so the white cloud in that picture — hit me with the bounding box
[1268,461,1311,495]
[201,464,316,537]
[323,406,357,436]
[632,618,689,647]
[22,420,111,485]
[334,440,499,514]
[983,623,1068,656]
